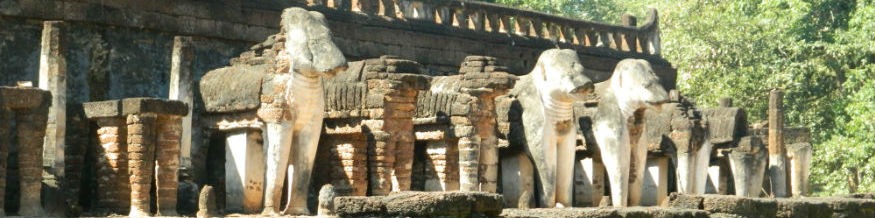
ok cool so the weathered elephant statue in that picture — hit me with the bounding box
[199,7,347,215]
[591,59,668,207]
[502,49,595,208]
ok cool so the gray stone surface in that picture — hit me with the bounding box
[666,194,875,218]
[199,65,266,113]
[334,196,386,217]
[0,86,51,109]
[83,97,188,118]
[501,207,709,218]
[334,191,503,217]
[383,191,503,217]
[702,106,747,146]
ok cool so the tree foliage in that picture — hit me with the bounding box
[482,0,875,195]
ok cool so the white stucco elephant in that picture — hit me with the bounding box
[591,59,668,207]
[506,49,595,208]
[260,8,348,215]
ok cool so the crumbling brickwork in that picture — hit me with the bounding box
[84,98,188,217]
[317,56,429,196]
[0,86,51,216]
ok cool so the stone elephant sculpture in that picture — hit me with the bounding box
[199,7,347,215]
[591,59,669,207]
[499,49,595,208]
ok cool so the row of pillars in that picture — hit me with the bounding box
[30,19,198,217]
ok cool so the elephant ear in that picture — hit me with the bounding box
[281,7,315,73]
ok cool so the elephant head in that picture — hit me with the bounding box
[610,59,669,115]
[532,49,595,102]
[280,7,348,78]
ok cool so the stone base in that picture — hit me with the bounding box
[334,191,502,217]
[501,207,709,218]
[666,193,875,218]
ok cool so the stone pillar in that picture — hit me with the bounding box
[640,156,669,206]
[224,129,265,213]
[169,36,196,176]
[84,98,188,217]
[787,142,811,197]
[318,133,369,196]
[16,102,49,216]
[457,132,480,192]
[94,117,131,214]
[0,108,10,217]
[38,21,67,215]
[424,140,459,191]
[127,113,157,217]
[386,93,417,193]
[368,129,394,195]
[501,152,534,208]
[156,115,182,216]
[728,136,767,197]
[768,89,788,197]
[573,157,605,207]
[671,116,709,194]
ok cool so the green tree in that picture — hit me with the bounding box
[482,0,875,195]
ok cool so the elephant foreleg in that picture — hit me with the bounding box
[283,126,321,215]
[535,131,558,208]
[627,132,649,206]
[554,132,576,208]
[596,123,630,207]
[262,121,294,215]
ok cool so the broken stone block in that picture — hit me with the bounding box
[197,185,218,218]
[333,196,386,217]
[382,191,503,217]
[318,184,338,216]
[500,207,710,218]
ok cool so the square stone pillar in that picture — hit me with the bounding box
[640,156,669,206]
[0,107,10,216]
[501,152,534,208]
[223,129,264,214]
[168,36,196,176]
[84,98,188,217]
[38,20,69,215]
[573,157,605,207]
[787,142,811,197]
[1,86,52,216]
[767,89,788,197]
[728,136,767,197]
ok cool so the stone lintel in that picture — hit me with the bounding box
[0,87,51,109]
[84,98,189,119]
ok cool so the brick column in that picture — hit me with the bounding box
[367,130,393,195]
[127,113,157,217]
[0,108,10,216]
[386,90,417,192]
[156,115,182,216]
[94,117,131,214]
[16,103,48,216]
[424,140,459,191]
[320,134,368,196]
[768,89,788,197]
[456,130,480,192]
